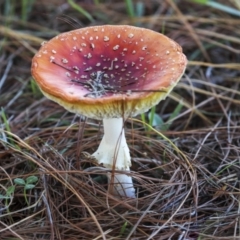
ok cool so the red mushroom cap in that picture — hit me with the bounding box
[32,25,187,119]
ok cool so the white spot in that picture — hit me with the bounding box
[79,48,83,52]
[170,80,175,85]
[166,50,170,55]
[153,65,156,68]
[81,75,88,79]
[96,63,101,67]
[123,48,128,52]
[81,43,87,47]
[93,28,98,32]
[141,72,146,78]
[73,66,79,71]
[117,34,121,38]
[73,36,77,40]
[128,33,134,38]
[91,43,95,49]
[85,67,92,71]
[89,37,93,41]
[82,36,85,40]
[62,58,68,64]
[50,56,55,62]
[104,36,109,41]
[113,45,120,50]
[142,46,147,50]
[132,50,136,54]
[115,65,119,69]
[37,54,41,58]
[66,72,71,77]
[41,41,47,46]
[43,50,48,54]
[51,50,57,54]
[126,90,132,96]
[87,53,92,59]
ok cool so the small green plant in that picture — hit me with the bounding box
[14,175,38,206]
[119,221,129,237]
[1,108,21,150]
[1,108,11,136]
[0,185,15,210]
[0,184,15,221]
[142,102,183,131]
[30,78,42,97]
[0,185,15,200]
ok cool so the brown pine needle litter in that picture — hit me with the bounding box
[1,0,240,239]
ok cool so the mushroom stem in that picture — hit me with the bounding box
[92,118,135,198]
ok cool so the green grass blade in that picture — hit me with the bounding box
[190,0,240,17]
[162,102,183,131]
[67,0,94,22]
[125,0,135,18]
[21,0,35,22]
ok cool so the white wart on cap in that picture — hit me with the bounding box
[32,25,187,119]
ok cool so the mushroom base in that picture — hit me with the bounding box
[108,172,135,198]
[92,118,135,198]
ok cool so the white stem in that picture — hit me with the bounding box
[92,118,135,198]
[108,172,135,198]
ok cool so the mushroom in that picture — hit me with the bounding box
[31,25,187,198]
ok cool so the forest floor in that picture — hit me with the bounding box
[1,0,240,239]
